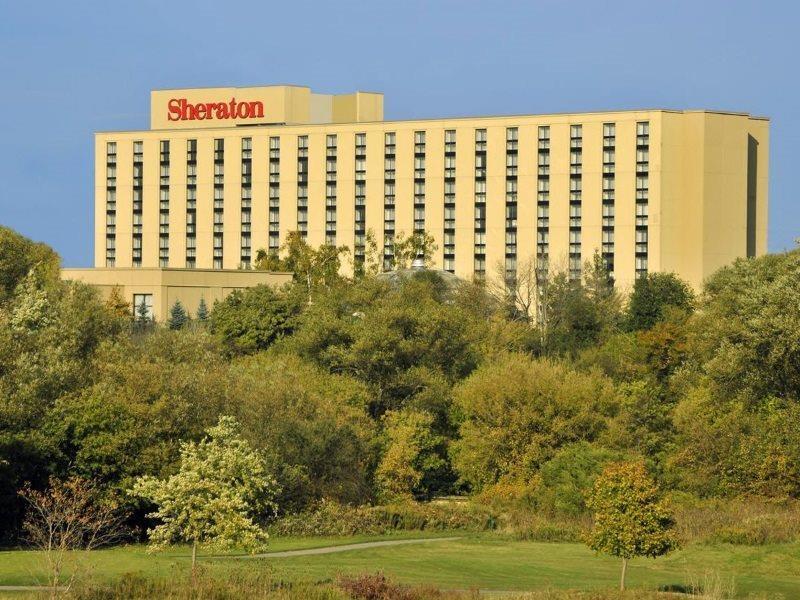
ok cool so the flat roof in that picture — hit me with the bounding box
[96,107,769,135]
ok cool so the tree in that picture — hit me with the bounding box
[104,286,131,320]
[0,225,60,305]
[195,297,209,323]
[19,477,124,596]
[255,231,349,302]
[530,442,627,517]
[686,249,800,405]
[226,352,376,512]
[209,285,301,356]
[134,297,151,329]
[488,254,545,321]
[132,416,277,573]
[167,300,188,330]
[0,272,120,540]
[543,261,622,356]
[626,272,693,332]
[291,274,482,417]
[451,354,618,491]
[586,461,677,591]
[391,231,438,270]
[353,229,382,278]
[375,409,445,501]
[47,329,229,497]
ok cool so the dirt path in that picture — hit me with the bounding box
[227,536,463,559]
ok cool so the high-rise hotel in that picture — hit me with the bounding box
[63,84,769,318]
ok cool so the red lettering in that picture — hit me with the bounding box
[249,101,264,118]
[166,97,264,122]
[167,99,182,121]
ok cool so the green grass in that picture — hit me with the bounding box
[1,534,798,598]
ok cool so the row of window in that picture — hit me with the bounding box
[104,123,650,275]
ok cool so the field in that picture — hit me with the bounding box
[1,534,799,598]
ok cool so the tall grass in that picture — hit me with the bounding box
[671,495,800,545]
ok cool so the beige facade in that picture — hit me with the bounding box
[61,267,292,321]
[95,84,769,292]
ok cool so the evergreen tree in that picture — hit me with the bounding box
[105,286,131,319]
[168,300,188,330]
[195,297,209,322]
[135,297,151,328]
[626,272,693,331]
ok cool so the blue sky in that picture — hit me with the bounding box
[0,0,797,266]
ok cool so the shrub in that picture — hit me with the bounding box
[69,572,347,600]
[270,500,495,537]
[337,573,472,600]
[530,442,628,516]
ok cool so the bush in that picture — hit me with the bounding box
[270,500,495,537]
[499,510,589,543]
[69,571,347,600]
[337,573,473,600]
[530,442,628,516]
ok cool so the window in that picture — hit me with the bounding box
[132,294,153,320]
[475,129,487,151]
[445,129,456,153]
[635,121,650,276]
[537,126,551,260]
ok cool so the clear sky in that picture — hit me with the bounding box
[0,0,796,266]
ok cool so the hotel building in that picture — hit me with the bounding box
[63,84,769,318]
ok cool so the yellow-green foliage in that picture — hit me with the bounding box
[376,409,445,501]
[587,461,677,561]
[133,416,278,555]
[451,354,619,491]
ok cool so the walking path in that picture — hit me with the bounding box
[0,538,464,592]
[0,585,67,591]
[226,536,463,559]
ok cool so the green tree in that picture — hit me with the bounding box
[226,352,376,511]
[531,442,627,516]
[669,388,800,497]
[167,300,189,330]
[195,297,209,322]
[375,409,445,501]
[209,285,301,356]
[134,297,151,329]
[543,259,622,356]
[686,249,800,404]
[46,329,229,494]
[626,272,693,332]
[132,416,278,572]
[291,274,482,416]
[451,354,618,491]
[256,231,349,302]
[0,226,60,305]
[586,461,677,591]
[391,230,438,269]
[0,269,120,539]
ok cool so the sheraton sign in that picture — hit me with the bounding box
[167,98,265,122]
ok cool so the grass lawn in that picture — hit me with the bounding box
[1,534,798,598]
